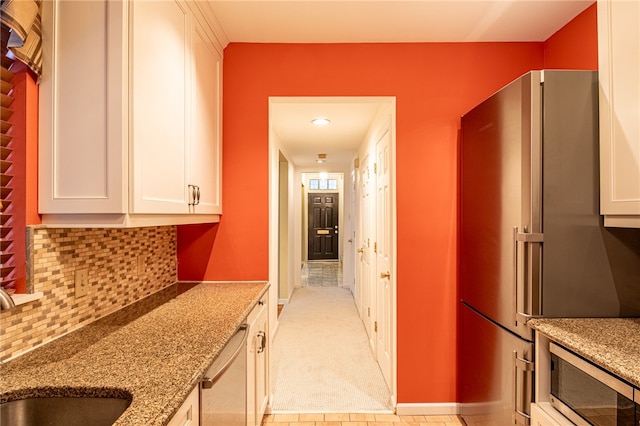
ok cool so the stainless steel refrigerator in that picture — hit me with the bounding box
[458,70,640,425]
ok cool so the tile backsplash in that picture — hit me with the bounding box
[0,226,177,361]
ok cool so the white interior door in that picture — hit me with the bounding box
[375,130,392,389]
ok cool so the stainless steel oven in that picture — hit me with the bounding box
[550,342,639,426]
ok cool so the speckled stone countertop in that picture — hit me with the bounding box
[528,318,640,387]
[0,281,269,426]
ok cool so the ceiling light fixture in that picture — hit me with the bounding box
[311,118,331,126]
[316,153,327,163]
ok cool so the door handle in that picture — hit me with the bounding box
[380,271,390,279]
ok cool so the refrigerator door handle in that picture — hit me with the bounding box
[515,233,543,243]
[513,227,519,327]
[513,227,543,326]
[513,350,535,426]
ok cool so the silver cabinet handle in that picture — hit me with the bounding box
[188,185,195,206]
[187,185,201,206]
[256,331,266,354]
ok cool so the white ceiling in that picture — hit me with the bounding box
[209,0,594,168]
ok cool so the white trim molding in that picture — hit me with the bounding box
[395,403,460,416]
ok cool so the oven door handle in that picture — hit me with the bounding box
[201,324,249,389]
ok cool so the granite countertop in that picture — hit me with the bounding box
[528,317,640,388]
[0,281,269,426]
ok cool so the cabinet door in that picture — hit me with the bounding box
[39,0,126,214]
[130,0,191,214]
[246,298,269,426]
[598,0,640,227]
[190,20,223,214]
[167,385,199,426]
[254,302,269,425]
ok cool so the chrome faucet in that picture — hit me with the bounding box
[0,287,16,311]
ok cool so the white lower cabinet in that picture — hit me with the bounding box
[246,294,269,426]
[167,385,199,426]
[530,403,575,426]
[39,0,223,227]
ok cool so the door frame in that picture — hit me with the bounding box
[268,96,397,409]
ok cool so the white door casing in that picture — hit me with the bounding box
[359,153,375,349]
[375,130,392,388]
[268,96,397,409]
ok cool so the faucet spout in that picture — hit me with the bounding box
[0,287,16,311]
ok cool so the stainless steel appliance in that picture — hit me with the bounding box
[458,70,640,425]
[549,343,639,426]
[200,324,249,426]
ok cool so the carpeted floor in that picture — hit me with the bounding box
[270,286,392,413]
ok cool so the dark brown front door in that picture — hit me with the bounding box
[308,193,339,260]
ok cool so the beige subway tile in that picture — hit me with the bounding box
[374,413,401,422]
[273,414,300,422]
[428,416,458,423]
[325,413,351,422]
[299,414,325,421]
[349,413,376,421]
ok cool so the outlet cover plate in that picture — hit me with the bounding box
[75,268,89,298]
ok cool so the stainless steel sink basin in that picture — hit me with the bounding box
[0,396,131,426]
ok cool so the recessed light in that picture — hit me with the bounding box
[311,118,331,126]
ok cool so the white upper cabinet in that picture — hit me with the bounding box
[39,0,225,226]
[189,15,223,215]
[598,0,640,228]
[130,0,191,214]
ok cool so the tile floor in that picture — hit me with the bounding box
[262,413,466,426]
[301,261,344,287]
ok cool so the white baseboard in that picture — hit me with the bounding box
[395,403,459,416]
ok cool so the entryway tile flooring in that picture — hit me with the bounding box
[302,261,343,287]
[262,413,465,426]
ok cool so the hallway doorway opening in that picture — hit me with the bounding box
[268,96,397,413]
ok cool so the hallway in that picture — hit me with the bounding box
[270,262,391,413]
[268,262,465,425]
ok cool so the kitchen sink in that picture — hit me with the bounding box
[0,395,131,426]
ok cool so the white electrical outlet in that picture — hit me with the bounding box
[137,255,146,275]
[75,268,89,298]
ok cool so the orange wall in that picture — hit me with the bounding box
[9,65,40,293]
[544,3,598,70]
[180,5,597,404]
[179,42,544,402]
